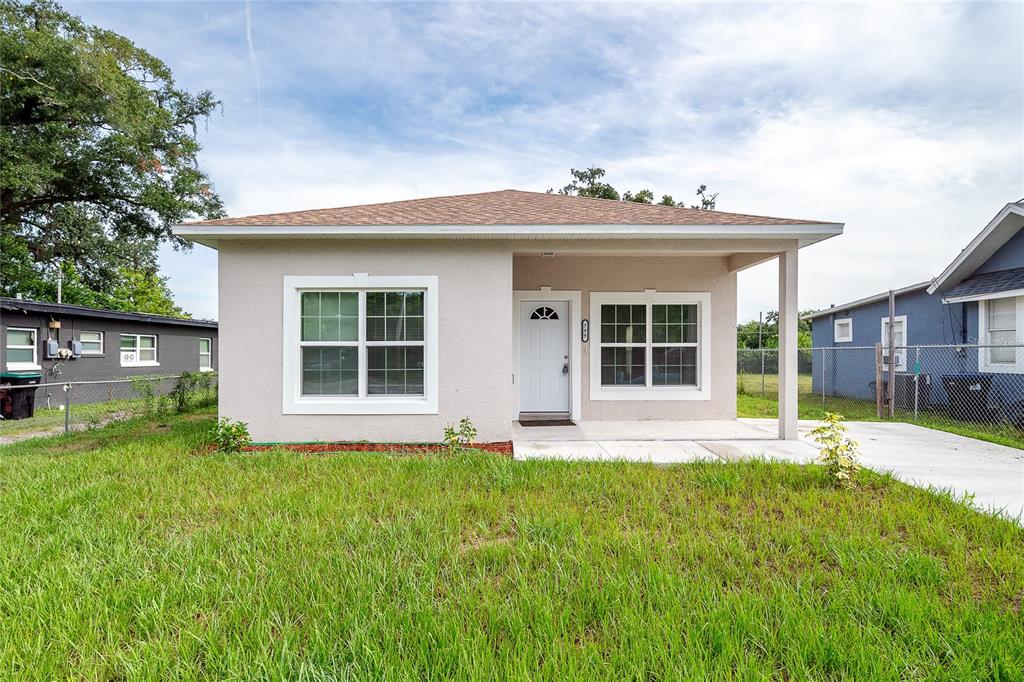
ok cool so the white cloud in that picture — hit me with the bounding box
[69,1,1022,323]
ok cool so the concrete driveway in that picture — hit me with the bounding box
[514,419,1024,522]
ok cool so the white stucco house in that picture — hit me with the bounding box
[174,190,842,443]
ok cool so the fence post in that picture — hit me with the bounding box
[913,346,921,419]
[63,383,71,435]
[760,348,765,398]
[875,343,883,419]
[820,347,825,410]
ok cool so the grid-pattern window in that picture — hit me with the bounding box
[199,338,213,370]
[600,304,646,386]
[5,328,37,369]
[300,292,358,395]
[987,298,1016,364]
[597,299,703,390]
[298,290,426,397]
[120,334,157,366]
[80,331,103,355]
[652,304,698,386]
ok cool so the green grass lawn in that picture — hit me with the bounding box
[737,373,1024,450]
[1,412,1022,679]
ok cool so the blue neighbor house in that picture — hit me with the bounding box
[804,201,1024,420]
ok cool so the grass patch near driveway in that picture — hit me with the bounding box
[737,372,1024,450]
[1,415,1022,679]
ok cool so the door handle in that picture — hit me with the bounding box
[562,355,569,375]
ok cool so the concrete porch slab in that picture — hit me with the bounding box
[512,419,774,442]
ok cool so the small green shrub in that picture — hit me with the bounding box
[194,371,216,406]
[170,372,201,413]
[810,412,861,488]
[443,416,477,454]
[211,417,252,453]
[130,375,159,414]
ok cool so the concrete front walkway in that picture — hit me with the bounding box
[513,419,1024,522]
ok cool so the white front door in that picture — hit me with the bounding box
[519,300,570,413]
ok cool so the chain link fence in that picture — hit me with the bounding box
[738,345,1024,447]
[0,373,217,442]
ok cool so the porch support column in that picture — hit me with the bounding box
[778,246,799,440]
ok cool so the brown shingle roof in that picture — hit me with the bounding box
[189,190,830,227]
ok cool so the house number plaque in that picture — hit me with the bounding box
[581,319,589,343]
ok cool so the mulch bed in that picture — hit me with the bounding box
[243,441,514,455]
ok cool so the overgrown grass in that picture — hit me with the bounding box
[1,413,1022,679]
[738,372,1024,449]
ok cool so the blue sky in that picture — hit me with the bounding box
[68,1,1024,321]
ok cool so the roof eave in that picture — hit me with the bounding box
[173,222,844,250]
[927,203,1024,295]
[801,280,932,321]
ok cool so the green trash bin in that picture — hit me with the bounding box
[0,371,43,420]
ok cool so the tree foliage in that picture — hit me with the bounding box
[736,310,815,349]
[0,0,223,315]
[550,167,718,210]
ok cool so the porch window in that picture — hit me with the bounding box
[591,292,711,401]
[283,274,438,414]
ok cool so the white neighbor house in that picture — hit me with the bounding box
[174,190,842,444]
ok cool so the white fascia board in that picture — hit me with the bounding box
[927,203,1024,295]
[173,222,844,249]
[801,281,932,321]
[942,287,1024,304]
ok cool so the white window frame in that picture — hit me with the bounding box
[119,334,159,367]
[978,295,1022,373]
[80,330,104,356]
[5,327,40,371]
[199,337,213,371]
[880,315,907,373]
[833,317,853,343]
[282,274,439,414]
[589,291,711,401]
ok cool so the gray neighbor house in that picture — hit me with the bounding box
[806,200,1024,417]
[1,296,217,415]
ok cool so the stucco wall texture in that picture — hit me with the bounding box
[219,241,743,443]
[218,240,513,443]
[513,254,738,421]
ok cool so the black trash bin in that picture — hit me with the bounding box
[941,373,993,422]
[0,371,42,420]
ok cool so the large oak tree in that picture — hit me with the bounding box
[0,0,224,315]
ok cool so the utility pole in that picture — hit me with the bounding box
[57,268,62,304]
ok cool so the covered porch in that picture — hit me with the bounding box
[511,241,806,440]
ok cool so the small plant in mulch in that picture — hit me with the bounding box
[810,412,861,488]
[210,417,252,453]
[443,417,478,454]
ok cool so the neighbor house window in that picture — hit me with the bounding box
[880,316,907,372]
[590,292,711,401]
[199,338,213,371]
[984,297,1017,367]
[80,331,103,355]
[283,275,439,414]
[5,328,39,370]
[120,334,158,367]
[834,318,853,343]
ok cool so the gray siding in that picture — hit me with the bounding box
[1,309,217,382]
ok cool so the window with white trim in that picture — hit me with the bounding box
[834,318,852,343]
[880,316,907,372]
[5,328,39,370]
[80,331,103,355]
[590,292,710,401]
[984,297,1017,366]
[199,337,213,370]
[120,334,158,367]
[283,274,438,414]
